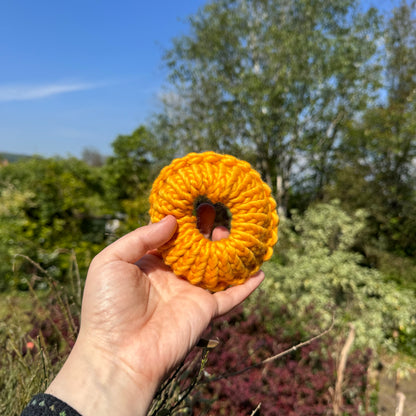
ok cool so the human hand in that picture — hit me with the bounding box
[46,215,264,416]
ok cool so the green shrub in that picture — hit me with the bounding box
[0,157,108,290]
[258,201,416,355]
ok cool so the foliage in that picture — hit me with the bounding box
[259,201,416,355]
[0,157,108,290]
[329,1,416,259]
[103,126,155,202]
[189,306,374,415]
[0,128,173,291]
[0,153,31,163]
[102,125,173,233]
[157,0,382,214]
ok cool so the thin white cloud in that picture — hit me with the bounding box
[0,81,101,102]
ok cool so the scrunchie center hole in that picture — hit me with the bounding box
[195,197,231,240]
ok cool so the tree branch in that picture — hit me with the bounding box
[333,323,355,416]
[205,315,335,384]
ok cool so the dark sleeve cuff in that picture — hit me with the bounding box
[21,394,82,416]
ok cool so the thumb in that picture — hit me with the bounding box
[96,216,177,265]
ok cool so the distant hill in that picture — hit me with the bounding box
[0,152,32,163]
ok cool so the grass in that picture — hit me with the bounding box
[0,291,61,415]
[0,254,81,416]
[0,287,212,416]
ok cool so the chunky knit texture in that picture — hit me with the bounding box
[149,152,279,292]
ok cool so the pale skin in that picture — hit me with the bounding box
[46,211,264,416]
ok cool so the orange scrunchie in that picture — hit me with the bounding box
[149,152,279,292]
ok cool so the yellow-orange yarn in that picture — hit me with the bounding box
[149,152,279,292]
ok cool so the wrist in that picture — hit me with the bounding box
[46,336,159,416]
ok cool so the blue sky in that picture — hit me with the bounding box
[0,0,396,158]
[0,0,206,157]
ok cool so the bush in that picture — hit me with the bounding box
[188,305,374,415]
[0,157,108,291]
[260,201,416,355]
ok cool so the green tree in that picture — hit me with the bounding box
[156,0,382,215]
[103,125,173,230]
[82,147,106,167]
[0,157,107,290]
[331,1,416,257]
[104,126,153,201]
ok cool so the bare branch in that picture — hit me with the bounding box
[205,315,335,384]
[333,324,356,416]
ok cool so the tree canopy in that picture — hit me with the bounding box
[157,0,383,215]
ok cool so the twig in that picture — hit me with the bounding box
[55,248,83,308]
[169,347,210,413]
[149,346,213,416]
[14,254,79,339]
[37,336,48,391]
[14,254,48,275]
[149,337,221,415]
[71,249,82,307]
[250,402,261,415]
[26,280,72,349]
[205,315,335,384]
[149,358,187,415]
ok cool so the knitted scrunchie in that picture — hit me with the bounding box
[149,151,279,292]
